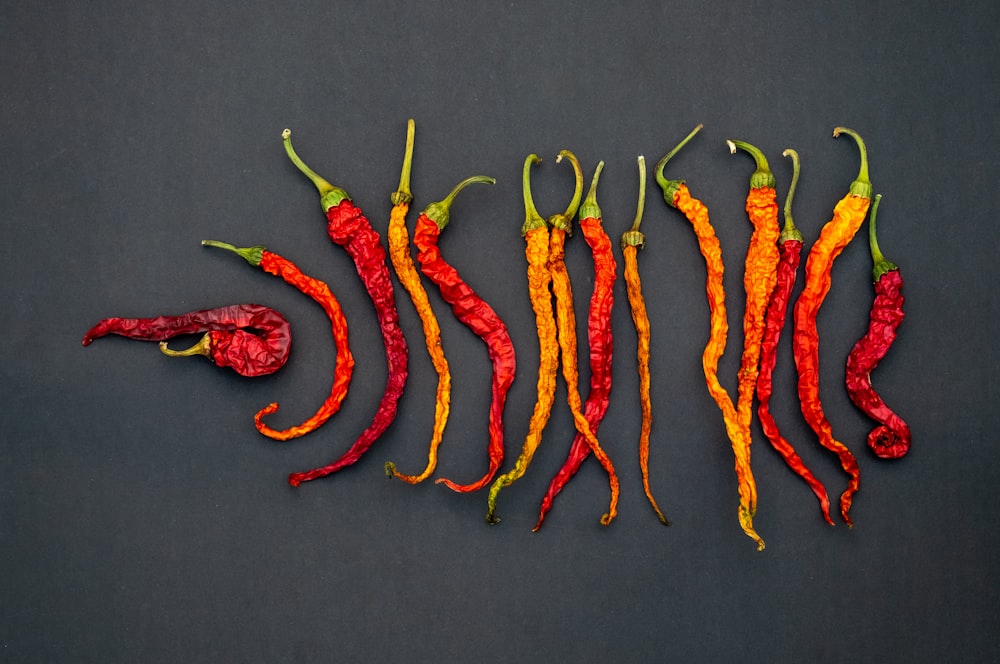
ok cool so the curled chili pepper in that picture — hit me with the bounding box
[202,240,354,441]
[845,194,911,459]
[282,129,408,485]
[82,303,291,378]
[655,124,765,550]
[755,149,834,524]
[792,126,873,525]
[535,160,625,530]
[410,175,514,493]
[544,150,619,527]
[383,119,454,484]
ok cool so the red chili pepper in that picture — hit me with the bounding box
[754,149,834,525]
[792,127,873,525]
[82,304,291,378]
[281,130,408,486]
[534,160,622,530]
[202,240,354,441]
[845,194,911,459]
[410,175,514,493]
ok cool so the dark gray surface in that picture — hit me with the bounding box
[3,1,998,661]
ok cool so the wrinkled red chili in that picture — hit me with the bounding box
[202,240,354,441]
[410,176,515,493]
[845,194,911,459]
[82,303,291,378]
[281,129,408,486]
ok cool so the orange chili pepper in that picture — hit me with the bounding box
[546,150,618,527]
[486,154,561,525]
[792,127,873,526]
[383,119,453,484]
[655,124,765,550]
[621,155,669,524]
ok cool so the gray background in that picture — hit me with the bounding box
[3,1,998,661]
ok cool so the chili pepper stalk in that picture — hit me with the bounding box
[845,194,911,459]
[655,124,764,550]
[792,126,873,525]
[755,149,834,524]
[383,120,454,484]
[202,240,354,440]
[282,129,408,484]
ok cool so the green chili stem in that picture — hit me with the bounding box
[550,150,584,232]
[832,126,873,199]
[159,334,211,358]
[423,175,496,230]
[727,139,776,190]
[779,149,804,243]
[391,119,416,206]
[868,194,897,281]
[281,128,351,209]
[521,154,546,235]
[201,239,265,266]
[578,160,605,221]
[621,156,647,249]
[654,124,703,205]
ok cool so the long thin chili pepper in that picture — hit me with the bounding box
[383,120,453,483]
[202,240,354,440]
[755,149,834,524]
[544,150,619,527]
[409,176,514,493]
[485,154,560,525]
[82,304,291,378]
[845,194,911,459]
[282,129,408,485]
[655,124,765,550]
[534,160,623,530]
[792,126,873,525]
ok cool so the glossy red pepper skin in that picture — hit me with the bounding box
[412,213,516,492]
[287,197,409,486]
[82,304,291,377]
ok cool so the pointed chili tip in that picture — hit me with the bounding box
[832,126,872,199]
[422,175,495,230]
[654,124,703,205]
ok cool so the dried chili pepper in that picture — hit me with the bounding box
[410,175,514,493]
[543,151,619,527]
[845,194,911,459]
[755,149,834,524]
[382,120,454,483]
[485,154,560,525]
[281,129,408,485]
[82,304,291,378]
[202,240,354,440]
[792,126,873,525]
[655,124,764,550]
[534,160,625,530]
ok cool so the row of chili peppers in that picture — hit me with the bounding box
[82,121,909,548]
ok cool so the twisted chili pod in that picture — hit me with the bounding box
[535,161,624,530]
[845,194,911,459]
[82,304,291,378]
[383,120,454,483]
[655,124,764,550]
[792,127,873,525]
[755,150,834,524]
[410,176,514,493]
[543,151,618,527]
[202,241,354,440]
[282,130,408,486]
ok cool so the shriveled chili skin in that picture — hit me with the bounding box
[288,199,408,486]
[672,183,764,550]
[252,250,354,441]
[793,194,871,522]
[536,215,616,529]
[82,304,291,378]
[486,224,558,524]
[845,268,910,458]
[757,239,834,523]
[412,214,516,492]
[547,224,619,526]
